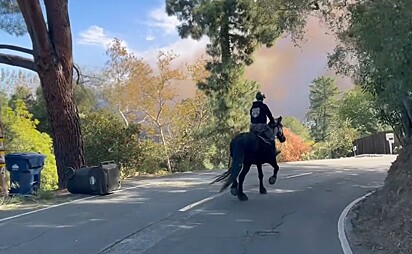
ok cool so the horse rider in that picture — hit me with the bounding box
[250,91,280,156]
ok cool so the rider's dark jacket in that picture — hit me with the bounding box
[250,101,275,124]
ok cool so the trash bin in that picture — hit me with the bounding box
[66,161,121,195]
[5,152,46,195]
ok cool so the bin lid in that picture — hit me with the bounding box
[5,152,46,168]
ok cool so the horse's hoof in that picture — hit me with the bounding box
[260,187,267,194]
[238,193,248,201]
[269,176,277,185]
[230,188,238,196]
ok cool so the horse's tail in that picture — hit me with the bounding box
[210,147,233,186]
[210,169,231,186]
[211,135,244,193]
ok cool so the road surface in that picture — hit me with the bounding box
[0,156,396,254]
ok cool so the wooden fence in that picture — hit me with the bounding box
[352,131,400,155]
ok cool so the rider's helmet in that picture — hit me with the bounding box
[256,91,266,101]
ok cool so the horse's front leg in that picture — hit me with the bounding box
[257,164,267,194]
[268,158,280,185]
[237,163,252,201]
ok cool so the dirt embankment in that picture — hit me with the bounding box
[348,145,412,254]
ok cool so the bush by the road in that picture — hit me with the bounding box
[81,110,143,177]
[303,120,358,160]
[2,100,58,191]
[277,128,311,162]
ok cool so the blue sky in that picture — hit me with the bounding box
[69,0,187,67]
[0,0,202,68]
[0,1,353,119]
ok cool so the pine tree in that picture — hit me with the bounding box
[166,0,318,162]
[306,76,340,142]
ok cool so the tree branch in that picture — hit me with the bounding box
[44,0,72,66]
[0,44,33,55]
[118,107,129,128]
[73,64,81,84]
[141,108,158,123]
[0,53,35,72]
[16,0,51,57]
[0,48,81,82]
[156,99,165,122]
[137,116,148,124]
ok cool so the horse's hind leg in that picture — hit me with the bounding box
[219,137,245,194]
[221,147,244,193]
[219,160,243,193]
[237,163,251,201]
[230,180,238,196]
[257,164,267,194]
[268,158,280,185]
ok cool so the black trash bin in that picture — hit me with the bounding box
[66,161,121,195]
[5,152,46,195]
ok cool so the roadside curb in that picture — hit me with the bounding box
[338,190,376,254]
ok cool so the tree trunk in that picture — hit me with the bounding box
[118,107,129,128]
[221,1,232,65]
[14,0,86,189]
[402,98,412,139]
[36,67,85,189]
[159,126,172,172]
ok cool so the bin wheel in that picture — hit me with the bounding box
[32,184,39,195]
[65,167,76,180]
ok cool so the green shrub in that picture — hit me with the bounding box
[81,110,142,177]
[302,142,332,160]
[303,120,358,160]
[169,134,216,172]
[2,100,58,191]
[139,139,167,174]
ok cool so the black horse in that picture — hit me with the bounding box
[211,116,286,201]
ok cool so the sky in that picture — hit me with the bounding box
[0,0,353,120]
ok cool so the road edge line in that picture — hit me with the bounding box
[283,172,313,179]
[0,183,153,224]
[179,192,223,212]
[338,190,375,254]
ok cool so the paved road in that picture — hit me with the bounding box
[0,156,396,254]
